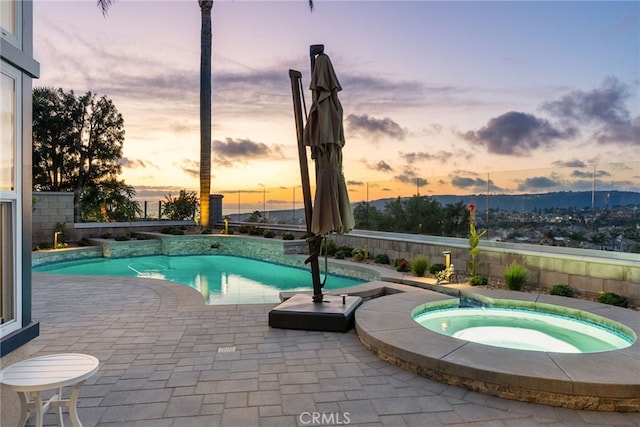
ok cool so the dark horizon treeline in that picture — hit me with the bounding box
[352,197,471,237]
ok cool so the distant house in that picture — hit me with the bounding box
[1,1,40,358]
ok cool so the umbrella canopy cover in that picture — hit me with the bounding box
[303,54,355,235]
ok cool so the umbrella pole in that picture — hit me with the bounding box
[289,69,323,303]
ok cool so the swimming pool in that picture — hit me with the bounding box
[33,255,364,305]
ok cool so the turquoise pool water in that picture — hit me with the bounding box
[413,306,635,353]
[34,255,364,305]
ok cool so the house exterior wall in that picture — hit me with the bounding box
[1,1,40,425]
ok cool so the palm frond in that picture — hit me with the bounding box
[97,0,116,16]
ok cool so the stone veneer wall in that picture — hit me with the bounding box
[329,233,640,304]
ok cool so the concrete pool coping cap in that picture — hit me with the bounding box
[354,286,640,412]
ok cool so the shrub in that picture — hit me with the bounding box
[238,225,251,234]
[411,257,430,277]
[114,234,130,241]
[336,246,354,257]
[321,240,337,256]
[201,227,213,234]
[132,233,152,240]
[351,245,368,262]
[596,292,629,308]
[248,226,262,236]
[263,229,275,238]
[334,249,346,260]
[504,261,528,291]
[429,263,446,275]
[469,275,488,286]
[78,238,91,247]
[37,242,53,250]
[282,232,295,240]
[374,253,390,265]
[394,258,410,273]
[549,284,574,297]
[170,228,184,235]
[100,232,112,239]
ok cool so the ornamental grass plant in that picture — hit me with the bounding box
[504,261,528,291]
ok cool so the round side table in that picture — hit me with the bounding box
[0,353,99,427]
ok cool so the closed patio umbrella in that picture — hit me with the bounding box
[303,53,355,236]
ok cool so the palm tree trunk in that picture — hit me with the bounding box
[199,0,213,227]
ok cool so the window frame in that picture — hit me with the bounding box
[0,0,22,48]
[0,61,22,337]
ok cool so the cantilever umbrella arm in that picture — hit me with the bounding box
[289,69,324,303]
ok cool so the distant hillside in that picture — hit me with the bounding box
[227,190,640,222]
[369,190,640,213]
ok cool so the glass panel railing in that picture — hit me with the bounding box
[97,161,637,253]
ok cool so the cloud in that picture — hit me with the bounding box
[177,159,199,178]
[516,176,560,191]
[451,176,487,189]
[394,167,428,186]
[119,157,156,169]
[552,159,587,168]
[374,160,393,172]
[571,169,612,179]
[361,159,394,173]
[212,137,284,167]
[346,114,407,141]
[450,175,504,192]
[401,151,454,164]
[347,180,364,186]
[542,77,639,145]
[462,111,575,155]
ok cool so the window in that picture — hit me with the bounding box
[0,62,21,335]
[0,203,14,326]
[1,0,21,47]
[1,72,15,190]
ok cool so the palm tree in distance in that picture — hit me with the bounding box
[96,0,314,227]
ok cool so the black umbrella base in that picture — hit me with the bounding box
[269,293,363,332]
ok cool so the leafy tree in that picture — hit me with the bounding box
[81,179,141,222]
[412,196,442,234]
[247,210,262,222]
[353,202,383,230]
[32,87,126,221]
[441,201,469,237]
[162,190,199,221]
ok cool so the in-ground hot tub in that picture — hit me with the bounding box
[413,303,635,354]
[355,288,640,411]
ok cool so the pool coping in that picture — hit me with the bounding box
[352,284,640,412]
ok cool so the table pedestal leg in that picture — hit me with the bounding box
[17,392,29,427]
[32,391,44,427]
[56,387,64,426]
[68,380,87,427]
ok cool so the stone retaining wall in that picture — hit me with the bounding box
[330,234,640,304]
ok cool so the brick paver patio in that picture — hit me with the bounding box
[17,273,640,426]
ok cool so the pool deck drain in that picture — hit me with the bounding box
[355,287,640,412]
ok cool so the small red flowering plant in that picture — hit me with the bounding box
[394,258,411,273]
